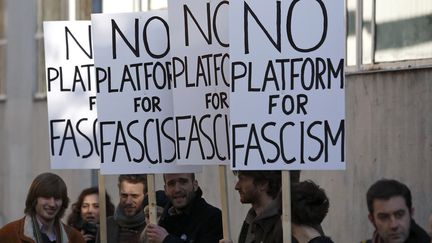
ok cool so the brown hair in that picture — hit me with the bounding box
[66,186,115,228]
[24,172,69,219]
[291,180,329,227]
[118,174,148,194]
[234,170,282,199]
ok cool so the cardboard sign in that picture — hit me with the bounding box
[92,11,200,174]
[168,0,230,165]
[230,0,345,170]
[44,21,100,169]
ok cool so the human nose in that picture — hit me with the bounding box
[88,205,96,213]
[234,181,240,190]
[47,197,56,206]
[125,195,133,204]
[389,216,400,230]
[173,182,182,192]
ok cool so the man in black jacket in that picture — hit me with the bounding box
[144,173,223,243]
[362,179,430,243]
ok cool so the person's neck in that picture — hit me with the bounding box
[35,215,56,234]
[252,194,274,216]
[292,224,321,243]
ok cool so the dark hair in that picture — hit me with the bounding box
[234,171,282,199]
[162,173,196,183]
[118,174,148,194]
[291,180,329,228]
[366,179,412,214]
[24,172,69,219]
[66,187,115,227]
[143,190,168,208]
[289,170,301,184]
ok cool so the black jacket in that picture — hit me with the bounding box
[158,187,223,243]
[362,219,431,243]
[293,236,334,243]
[238,199,282,243]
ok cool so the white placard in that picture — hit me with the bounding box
[92,11,200,174]
[44,21,100,169]
[230,0,345,170]
[168,0,230,165]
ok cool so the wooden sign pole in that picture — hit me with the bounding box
[147,174,157,224]
[282,170,292,243]
[218,165,231,240]
[98,171,107,243]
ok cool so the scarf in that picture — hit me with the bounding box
[113,203,146,229]
[30,215,64,243]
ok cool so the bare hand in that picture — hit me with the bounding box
[80,230,95,242]
[145,223,169,243]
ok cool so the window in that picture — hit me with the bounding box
[347,0,432,72]
[374,0,432,62]
[0,0,6,101]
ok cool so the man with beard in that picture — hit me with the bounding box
[144,173,223,243]
[219,170,300,243]
[362,179,430,243]
[0,172,85,243]
[107,174,147,243]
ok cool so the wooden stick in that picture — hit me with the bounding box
[98,171,107,243]
[218,165,231,239]
[282,170,292,243]
[147,174,157,224]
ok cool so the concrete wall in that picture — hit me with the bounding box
[305,69,432,242]
[1,0,431,242]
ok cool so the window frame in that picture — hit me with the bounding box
[34,0,92,100]
[0,0,6,102]
[347,0,432,75]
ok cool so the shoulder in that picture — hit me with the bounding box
[197,198,221,214]
[63,223,85,243]
[0,218,25,241]
[0,218,24,234]
[106,215,119,228]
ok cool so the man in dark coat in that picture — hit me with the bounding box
[362,179,430,243]
[144,173,223,243]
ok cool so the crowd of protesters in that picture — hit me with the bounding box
[0,171,430,243]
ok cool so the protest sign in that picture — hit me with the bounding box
[92,11,200,174]
[230,0,345,170]
[168,0,230,165]
[44,21,99,169]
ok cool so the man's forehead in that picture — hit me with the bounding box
[165,173,192,182]
[372,196,409,214]
[120,181,145,193]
